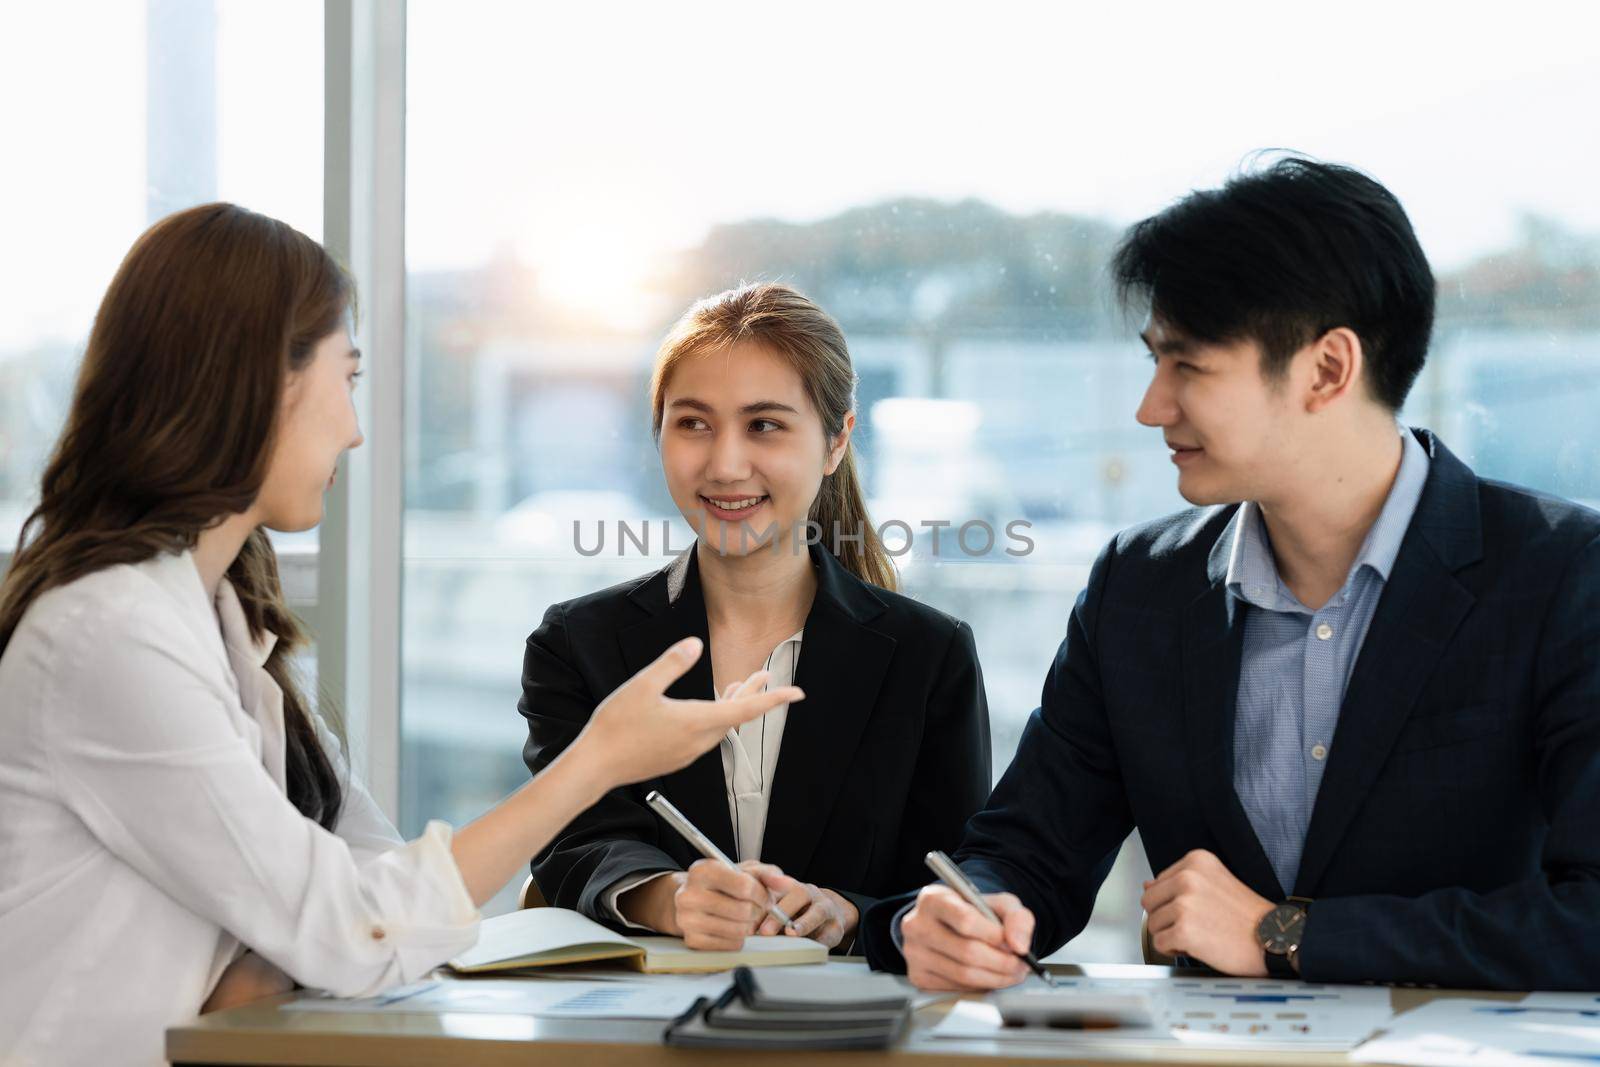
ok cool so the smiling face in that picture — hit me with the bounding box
[254,328,365,532]
[659,341,851,557]
[1134,318,1307,506]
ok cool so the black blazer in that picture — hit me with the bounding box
[520,544,992,931]
[863,429,1600,990]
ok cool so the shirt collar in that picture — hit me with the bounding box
[1226,426,1431,611]
[214,570,279,668]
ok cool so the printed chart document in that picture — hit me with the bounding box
[1353,998,1600,1067]
[283,977,725,1020]
[446,907,825,974]
[930,975,1394,1053]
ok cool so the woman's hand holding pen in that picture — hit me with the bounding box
[755,871,858,948]
[900,884,1036,991]
[618,859,783,950]
[667,859,781,950]
[627,859,857,950]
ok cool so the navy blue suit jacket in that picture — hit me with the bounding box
[863,429,1600,990]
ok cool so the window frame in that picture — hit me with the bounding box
[319,0,408,819]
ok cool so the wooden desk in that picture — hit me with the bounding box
[167,962,1521,1066]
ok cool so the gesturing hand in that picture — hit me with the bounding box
[1140,849,1275,976]
[579,637,804,790]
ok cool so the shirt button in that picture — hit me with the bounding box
[1311,743,1328,761]
[371,926,387,941]
[1315,623,1334,640]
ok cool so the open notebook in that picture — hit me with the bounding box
[448,907,827,975]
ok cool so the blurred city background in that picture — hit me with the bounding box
[3,0,1598,960]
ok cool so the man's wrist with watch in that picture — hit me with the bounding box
[1257,896,1312,978]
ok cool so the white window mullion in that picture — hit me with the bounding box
[320,0,406,820]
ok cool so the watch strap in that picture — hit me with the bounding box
[1264,947,1297,978]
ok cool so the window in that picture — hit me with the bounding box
[391,2,1600,953]
[0,0,323,575]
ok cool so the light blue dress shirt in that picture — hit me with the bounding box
[1228,427,1430,895]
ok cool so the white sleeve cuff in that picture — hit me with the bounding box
[346,819,481,995]
[602,870,676,931]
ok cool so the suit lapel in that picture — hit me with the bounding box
[761,548,895,876]
[1183,512,1286,900]
[616,551,736,858]
[1294,430,1482,895]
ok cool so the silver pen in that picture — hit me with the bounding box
[645,789,795,929]
[925,850,1056,986]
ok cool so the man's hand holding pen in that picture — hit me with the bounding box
[900,884,1038,991]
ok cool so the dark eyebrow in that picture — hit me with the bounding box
[1139,331,1193,358]
[738,401,799,416]
[665,398,801,416]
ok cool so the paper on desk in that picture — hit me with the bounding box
[1353,998,1600,1067]
[931,976,1393,1053]
[504,958,953,1010]
[1521,992,1600,1009]
[282,977,724,1020]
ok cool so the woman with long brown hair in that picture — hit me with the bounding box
[521,282,992,954]
[0,205,798,1067]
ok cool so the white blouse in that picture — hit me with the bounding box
[721,630,804,864]
[0,551,479,1067]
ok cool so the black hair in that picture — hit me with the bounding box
[1110,155,1436,411]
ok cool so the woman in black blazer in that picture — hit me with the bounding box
[520,283,991,953]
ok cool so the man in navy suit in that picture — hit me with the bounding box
[865,157,1600,991]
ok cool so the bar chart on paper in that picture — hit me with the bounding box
[931,976,1394,1053]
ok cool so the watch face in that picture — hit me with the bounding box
[1258,903,1306,955]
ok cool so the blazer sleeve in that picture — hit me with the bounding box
[841,619,991,926]
[519,603,682,923]
[1297,533,1600,990]
[861,540,1135,970]
[41,600,479,999]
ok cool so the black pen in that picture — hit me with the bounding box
[925,850,1056,987]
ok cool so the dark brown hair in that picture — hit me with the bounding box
[0,203,349,830]
[650,282,898,592]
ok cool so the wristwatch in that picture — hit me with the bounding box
[1257,896,1312,979]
